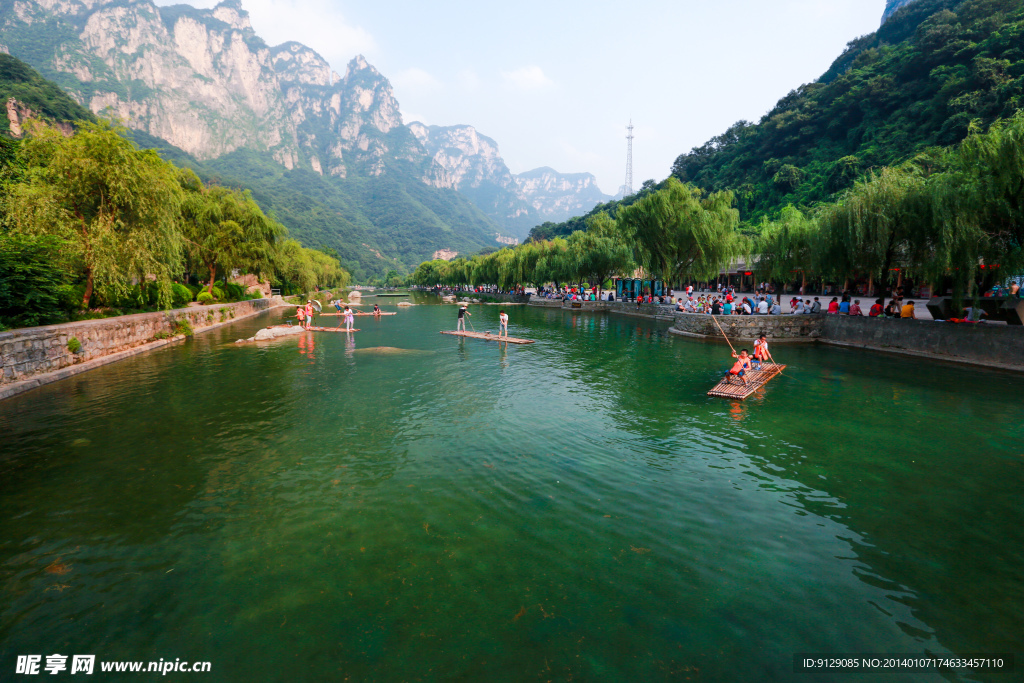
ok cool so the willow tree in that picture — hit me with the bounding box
[616,177,742,285]
[273,239,349,292]
[816,166,926,297]
[568,230,634,295]
[533,237,572,290]
[929,114,1024,288]
[752,206,819,292]
[8,121,183,309]
[179,171,282,295]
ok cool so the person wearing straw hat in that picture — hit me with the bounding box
[457,304,470,331]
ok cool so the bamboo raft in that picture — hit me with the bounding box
[269,325,360,333]
[440,330,535,345]
[707,364,786,399]
[319,312,397,316]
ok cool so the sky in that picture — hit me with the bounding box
[158,0,889,195]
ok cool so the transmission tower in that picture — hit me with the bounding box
[624,120,634,196]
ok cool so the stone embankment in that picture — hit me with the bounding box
[668,312,1023,371]
[529,298,676,320]
[528,299,1024,371]
[1,299,274,400]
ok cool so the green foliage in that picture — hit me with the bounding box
[66,337,80,353]
[668,0,1024,223]
[178,169,283,293]
[196,291,213,304]
[172,317,193,337]
[193,146,502,280]
[616,178,743,282]
[0,232,71,327]
[0,53,94,130]
[7,120,184,309]
[171,283,193,307]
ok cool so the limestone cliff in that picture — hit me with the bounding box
[411,122,611,238]
[513,167,612,222]
[0,0,416,178]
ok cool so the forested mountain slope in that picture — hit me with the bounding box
[531,0,1024,240]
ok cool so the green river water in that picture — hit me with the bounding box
[1,296,1022,682]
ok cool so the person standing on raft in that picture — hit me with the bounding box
[343,305,355,332]
[498,309,509,338]
[295,304,305,327]
[304,300,314,330]
[725,350,752,387]
[457,305,470,331]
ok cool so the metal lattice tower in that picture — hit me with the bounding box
[624,120,634,196]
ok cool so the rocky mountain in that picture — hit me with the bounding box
[882,0,920,23]
[410,122,612,239]
[0,0,609,269]
[513,167,612,223]
[0,0,502,276]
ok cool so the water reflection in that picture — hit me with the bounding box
[0,303,1021,679]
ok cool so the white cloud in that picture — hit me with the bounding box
[501,65,553,90]
[391,67,441,93]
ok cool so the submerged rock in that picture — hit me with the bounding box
[237,326,307,343]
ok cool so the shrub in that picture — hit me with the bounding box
[196,291,214,304]
[212,286,225,300]
[185,284,202,297]
[67,337,81,354]
[171,283,193,307]
[172,317,193,337]
[0,234,72,328]
[222,282,245,301]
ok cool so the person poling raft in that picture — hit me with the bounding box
[705,319,786,400]
[441,305,536,344]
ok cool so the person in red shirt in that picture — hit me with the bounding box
[725,350,752,386]
[850,299,863,316]
[869,298,884,317]
[827,297,840,314]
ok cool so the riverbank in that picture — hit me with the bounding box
[0,298,279,401]
[525,297,1024,372]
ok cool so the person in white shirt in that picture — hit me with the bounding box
[498,309,509,338]
[757,299,769,315]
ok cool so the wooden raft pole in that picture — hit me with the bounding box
[440,330,536,345]
[707,364,785,399]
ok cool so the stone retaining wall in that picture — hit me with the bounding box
[528,298,676,320]
[821,315,1024,370]
[669,313,824,342]
[1,299,271,388]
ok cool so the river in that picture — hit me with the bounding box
[1,296,1021,681]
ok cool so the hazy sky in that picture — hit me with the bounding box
[160,0,888,195]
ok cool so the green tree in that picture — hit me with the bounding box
[616,178,742,285]
[7,121,183,309]
[0,233,70,327]
[179,170,282,295]
[752,206,820,291]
